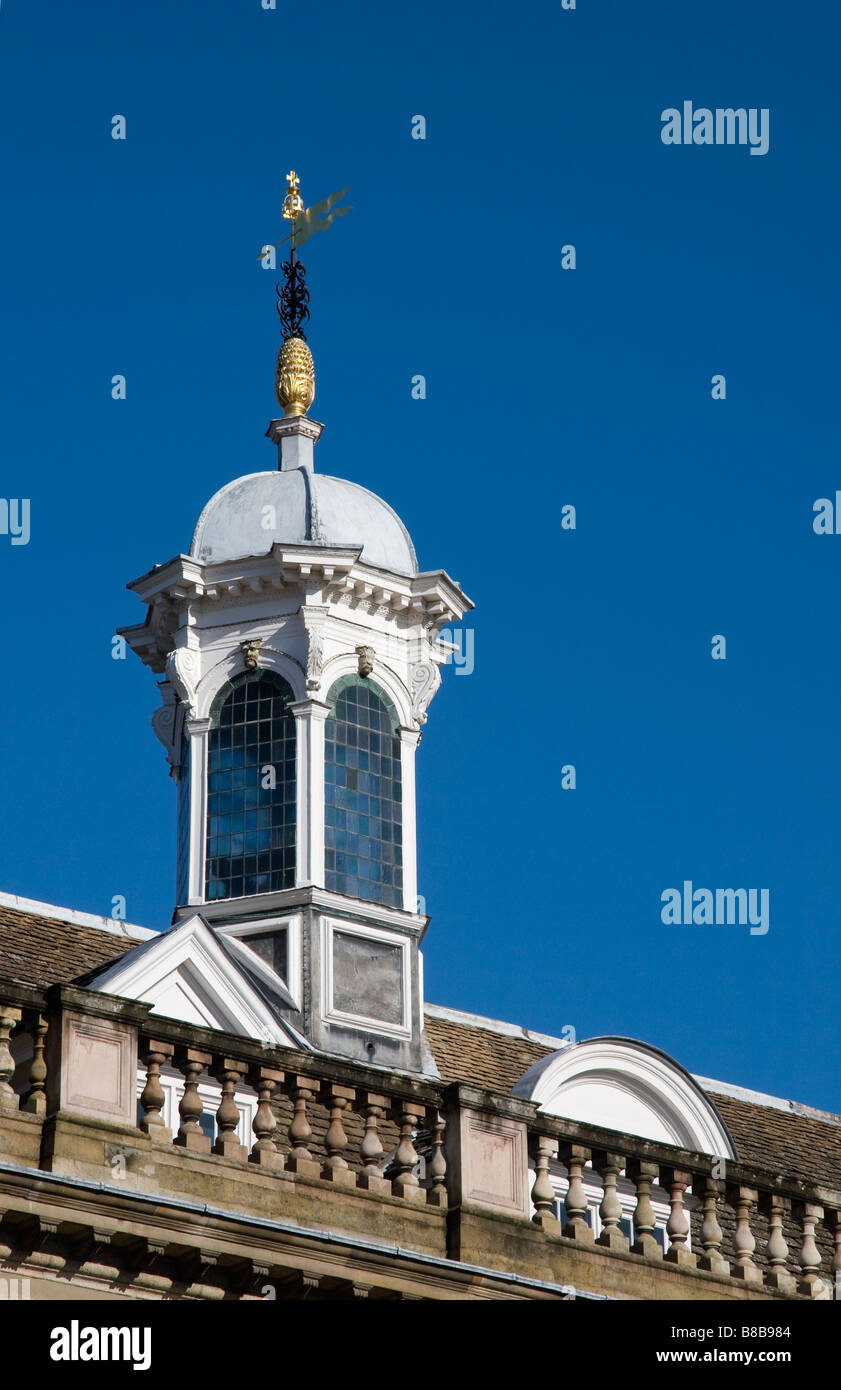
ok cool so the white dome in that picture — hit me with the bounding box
[191,468,418,575]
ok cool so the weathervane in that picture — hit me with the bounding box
[259,171,352,419]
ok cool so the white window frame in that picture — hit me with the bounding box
[321,915,412,1039]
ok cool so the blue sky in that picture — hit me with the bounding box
[1,0,839,1108]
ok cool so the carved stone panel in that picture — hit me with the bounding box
[50,1011,137,1126]
[450,1108,530,1218]
[331,931,404,1026]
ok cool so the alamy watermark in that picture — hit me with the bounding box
[50,1321,151,1370]
[813,492,841,533]
[661,881,769,936]
[0,499,30,546]
[0,1277,30,1300]
[661,102,770,157]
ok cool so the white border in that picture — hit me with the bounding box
[322,915,411,1039]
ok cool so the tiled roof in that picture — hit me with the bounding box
[424,1007,841,1189]
[425,1009,554,1091]
[1,901,839,1192]
[708,1092,841,1189]
[0,904,143,989]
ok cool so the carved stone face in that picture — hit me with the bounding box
[356,645,375,678]
[240,639,262,672]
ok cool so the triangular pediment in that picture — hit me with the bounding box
[89,914,307,1049]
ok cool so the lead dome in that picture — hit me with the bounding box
[191,467,418,575]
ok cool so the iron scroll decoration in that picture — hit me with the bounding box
[277,258,311,341]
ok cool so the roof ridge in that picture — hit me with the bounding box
[424,1002,566,1051]
[425,1004,841,1125]
[0,890,156,944]
[696,1076,841,1128]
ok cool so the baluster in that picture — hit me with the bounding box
[0,1005,22,1113]
[831,1210,841,1302]
[427,1109,448,1209]
[356,1091,390,1195]
[173,1047,212,1152]
[212,1057,247,1161]
[662,1167,696,1268]
[595,1151,628,1251]
[391,1101,426,1203]
[561,1144,594,1244]
[285,1075,321,1179]
[139,1040,174,1141]
[762,1193,796,1293]
[531,1135,561,1232]
[321,1082,356,1186]
[249,1065,285,1169]
[828,1206,839,1301]
[627,1159,661,1259]
[696,1176,729,1276]
[22,1013,47,1115]
[796,1201,825,1297]
[727,1185,762,1284]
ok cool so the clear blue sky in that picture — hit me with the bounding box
[1,0,839,1109]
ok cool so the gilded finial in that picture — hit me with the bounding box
[282,170,304,222]
[264,171,353,418]
[276,336,315,417]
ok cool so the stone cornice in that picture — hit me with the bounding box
[175,883,429,934]
[120,548,472,672]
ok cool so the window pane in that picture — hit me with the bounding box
[241,928,288,982]
[324,678,403,908]
[205,672,296,899]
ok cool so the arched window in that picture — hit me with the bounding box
[205,671,296,900]
[324,676,403,907]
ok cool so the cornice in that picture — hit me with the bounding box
[120,547,472,671]
[175,883,429,936]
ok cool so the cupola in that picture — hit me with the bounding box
[118,172,472,1072]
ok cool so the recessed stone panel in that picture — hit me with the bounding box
[332,930,404,1026]
[457,1110,530,1219]
[61,1012,136,1125]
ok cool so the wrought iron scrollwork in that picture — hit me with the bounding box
[276,258,310,341]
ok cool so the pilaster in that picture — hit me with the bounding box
[185,716,211,904]
[398,727,421,913]
[290,699,331,887]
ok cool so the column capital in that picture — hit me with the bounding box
[398,725,422,748]
[289,698,331,722]
[184,716,212,736]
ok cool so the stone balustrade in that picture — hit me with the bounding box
[133,1027,446,1207]
[526,1112,841,1299]
[0,980,839,1300]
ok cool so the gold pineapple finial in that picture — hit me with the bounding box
[276,336,315,417]
[267,171,352,418]
[276,171,314,417]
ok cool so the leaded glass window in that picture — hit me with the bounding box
[205,671,296,900]
[324,676,403,907]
